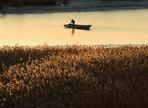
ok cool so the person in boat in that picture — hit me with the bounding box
[71,19,75,25]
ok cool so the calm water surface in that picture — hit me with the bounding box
[0,9,148,46]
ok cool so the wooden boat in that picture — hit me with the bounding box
[64,24,92,30]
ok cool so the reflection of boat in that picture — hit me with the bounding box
[64,24,92,30]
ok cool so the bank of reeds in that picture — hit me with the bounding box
[0,45,148,108]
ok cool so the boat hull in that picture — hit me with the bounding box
[64,24,92,30]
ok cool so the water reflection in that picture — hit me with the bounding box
[72,29,75,35]
[64,28,91,36]
[0,9,148,46]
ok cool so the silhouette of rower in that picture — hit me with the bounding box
[71,19,75,25]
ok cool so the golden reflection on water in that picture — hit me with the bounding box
[0,9,148,46]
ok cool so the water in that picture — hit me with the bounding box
[0,9,148,46]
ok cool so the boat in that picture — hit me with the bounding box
[64,24,92,30]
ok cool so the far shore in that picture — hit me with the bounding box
[1,1,148,14]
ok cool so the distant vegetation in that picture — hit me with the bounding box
[101,0,146,2]
[0,45,148,108]
[0,0,147,7]
[0,0,70,6]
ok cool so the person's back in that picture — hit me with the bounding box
[71,19,75,25]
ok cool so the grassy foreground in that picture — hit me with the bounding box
[0,45,148,108]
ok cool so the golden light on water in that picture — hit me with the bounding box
[0,9,148,46]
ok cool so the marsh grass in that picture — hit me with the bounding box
[0,45,148,108]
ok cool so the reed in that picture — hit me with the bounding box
[0,45,148,108]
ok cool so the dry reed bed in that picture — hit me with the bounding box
[0,45,148,108]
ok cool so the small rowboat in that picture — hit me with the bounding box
[64,24,92,30]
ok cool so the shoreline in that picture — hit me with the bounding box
[0,43,148,48]
[1,1,148,14]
